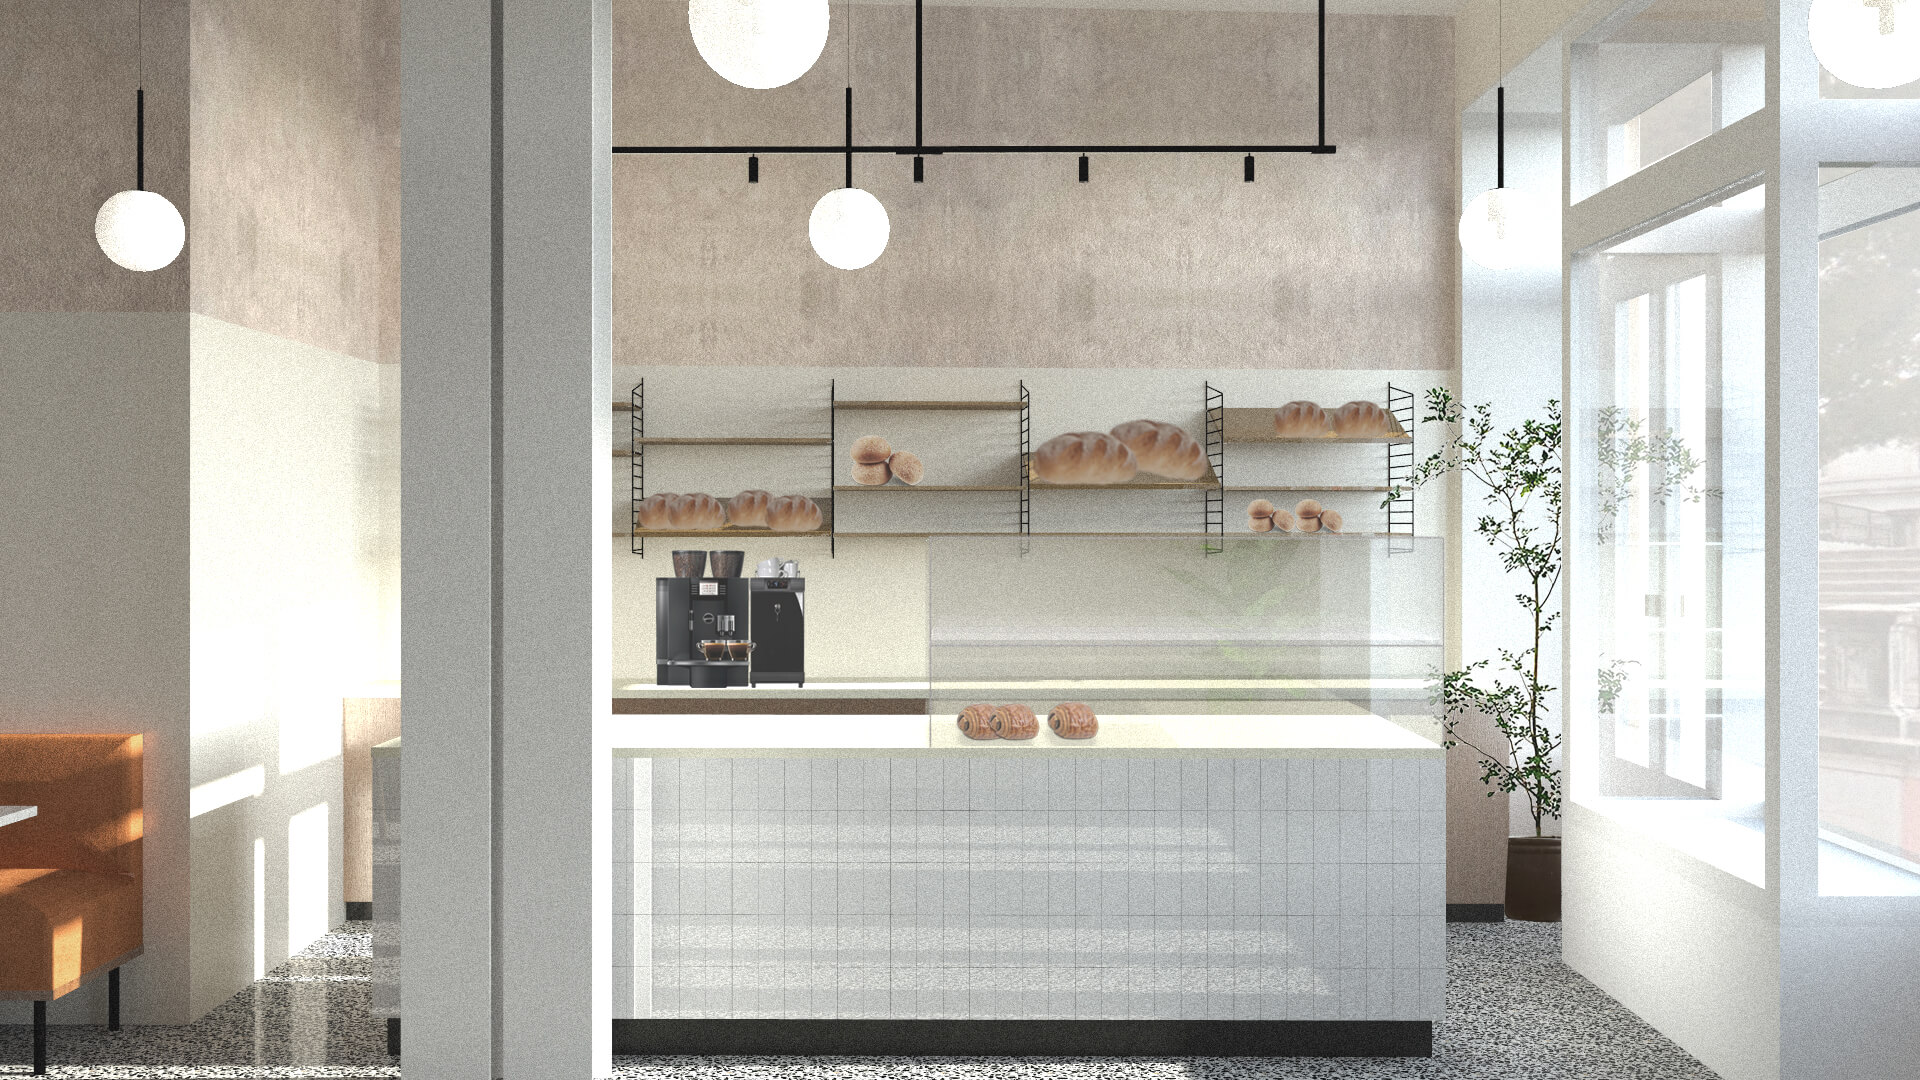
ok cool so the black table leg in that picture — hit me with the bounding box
[33,999,46,1075]
[109,967,121,1030]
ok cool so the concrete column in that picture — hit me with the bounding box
[498,0,614,1076]
[400,0,500,1076]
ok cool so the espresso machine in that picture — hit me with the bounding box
[656,575,751,688]
[748,577,805,687]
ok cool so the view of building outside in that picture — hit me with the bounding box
[1818,168,1920,881]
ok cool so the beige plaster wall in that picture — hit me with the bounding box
[189,0,401,364]
[614,1,1456,370]
[0,0,189,312]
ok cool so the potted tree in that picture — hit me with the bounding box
[1386,389,1564,920]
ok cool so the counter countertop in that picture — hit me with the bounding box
[609,713,1439,756]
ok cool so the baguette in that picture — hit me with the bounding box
[1273,401,1332,438]
[1109,420,1207,480]
[766,495,823,533]
[727,490,771,528]
[1033,432,1138,485]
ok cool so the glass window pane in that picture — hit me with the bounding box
[1572,0,1768,202]
[1816,166,1920,896]
[1570,181,1768,886]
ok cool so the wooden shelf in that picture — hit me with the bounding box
[627,498,833,539]
[1032,461,1221,491]
[1222,408,1408,444]
[836,531,1024,538]
[629,437,830,447]
[834,399,1027,411]
[1223,484,1390,493]
[833,485,1023,493]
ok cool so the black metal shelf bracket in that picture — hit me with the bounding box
[1018,381,1032,539]
[631,380,645,557]
[828,378,837,558]
[1386,382,1416,554]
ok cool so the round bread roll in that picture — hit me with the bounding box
[989,704,1039,740]
[766,495,823,533]
[1248,498,1275,518]
[1294,499,1323,520]
[670,493,727,531]
[851,461,892,486]
[890,451,924,485]
[1249,514,1275,533]
[1033,432,1138,485]
[1330,400,1401,438]
[1109,420,1207,480]
[1048,702,1099,739]
[1319,509,1344,533]
[1298,514,1323,534]
[957,704,999,741]
[850,435,893,465]
[1271,509,1298,532]
[727,490,771,528]
[1273,401,1332,438]
[636,493,674,531]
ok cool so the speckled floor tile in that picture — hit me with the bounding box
[0,921,1718,1079]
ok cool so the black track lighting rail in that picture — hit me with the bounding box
[616,0,1336,162]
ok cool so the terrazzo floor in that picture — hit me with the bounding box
[0,920,1720,1079]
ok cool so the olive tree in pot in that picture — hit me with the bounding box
[1386,388,1564,921]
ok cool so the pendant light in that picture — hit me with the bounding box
[809,0,888,270]
[689,0,829,90]
[96,0,184,273]
[1458,0,1545,271]
[1810,0,1920,90]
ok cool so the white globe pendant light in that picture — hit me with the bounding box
[1459,185,1545,271]
[809,186,889,270]
[689,0,830,90]
[97,188,185,272]
[1810,0,1920,90]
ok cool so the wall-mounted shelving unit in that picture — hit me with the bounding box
[827,382,1031,545]
[1216,383,1417,546]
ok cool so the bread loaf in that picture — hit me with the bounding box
[1048,702,1099,739]
[850,435,893,465]
[1330,400,1404,438]
[670,493,727,530]
[1294,499,1323,521]
[1271,509,1297,532]
[727,490,771,528]
[636,493,674,531]
[1248,498,1275,519]
[1298,514,1323,534]
[766,495,823,533]
[989,704,1038,740]
[1109,420,1207,480]
[957,704,999,741]
[1033,432,1138,485]
[851,461,892,486]
[890,451,924,485]
[1319,509,1344,533]
[1273,401,1332,438]
[1249,514,1275,533]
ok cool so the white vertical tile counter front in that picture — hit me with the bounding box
[610,717,1444,1024]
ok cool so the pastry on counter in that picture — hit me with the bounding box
[636,493,674,531]
[670,493,727,530]
[1329,400,1405,438]
[989,704,1038,740]
[957,704,999,740]
[1032,432,1138,484]
[1109,420,1207,480]
[850,435,893,465]
[1319,509,1344,533]
[1273,401,1333,438]
[1048,702,1099,739]
[727,490,771,527]
[851,461,892,486]
[765,495,823,532]
[890,451,924,485]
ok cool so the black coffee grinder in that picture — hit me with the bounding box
[656,551,750,688]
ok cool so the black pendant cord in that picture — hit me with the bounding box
[136,88,145,191]
[1495,85,1505,189]
[1317,0,1326,151]
[844,87,854,189]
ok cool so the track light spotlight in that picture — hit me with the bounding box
[748,155,759,183]
[913,155,924,182]
[1078,155,1089,182]
[1244,155,1255,182]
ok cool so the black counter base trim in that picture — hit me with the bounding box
[1446,903,1506,922]
[345,901,373,922]
[613,1019,1432,1057]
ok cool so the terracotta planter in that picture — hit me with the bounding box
[1505,836,1561,922]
